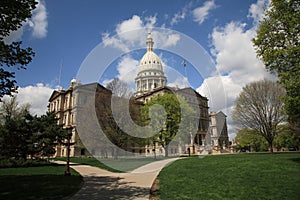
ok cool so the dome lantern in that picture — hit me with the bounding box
[146,32,154,52]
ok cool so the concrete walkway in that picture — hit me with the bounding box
[58,158,180,200]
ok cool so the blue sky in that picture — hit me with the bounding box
[6,0,275,139]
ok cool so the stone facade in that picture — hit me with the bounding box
[48,79,88,157]
[209,111,229,153]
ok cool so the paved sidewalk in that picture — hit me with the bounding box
[58,158,180,200]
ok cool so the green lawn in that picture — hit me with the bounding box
[157,153,300,200]
[54,156,169,172]
[0,164,83,200]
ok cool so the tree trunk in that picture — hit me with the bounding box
[153,148,156,159]
[269,143,274,153]
[112,147,118,160]
[165,145,169,157]
[114,148,119,160]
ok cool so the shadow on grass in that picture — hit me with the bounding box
[0,175,82,200]
[71,176,149,200]
[289,157,300,164]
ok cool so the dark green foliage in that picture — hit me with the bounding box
[0,0,37,98]
[0,97,67,162]
[235,128,269,152]
[28,112,68,158]
[274,125,300,150]
[253,0,300,130]
[0,112,33,159]
[142,94,181,149]
[141,94,194,157]
[0,112,67,160]
[0,0,37,38]
[0,158,53,168]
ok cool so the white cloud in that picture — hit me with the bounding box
[164,66,189,89]
[105,15,157,50]
[167,76,189,88]
[197,75,242,111]
[116,56,139,85]
[248,0,270,26]
[159,34,181,48]
[115,15,145,45]
[171,12,186,26]
[197,0,276,139]
[102,32,130,52]
[101,56,138,93]
[101,78,114,87]
[3,0,48,43]
[29,0,48,38]
[16,83,53,116]
[171,4,190,26]
[3,26,25,44]
[102,15,181,52]
[101,15,182,90]
[192,0,217,25]
[210,22,272,84]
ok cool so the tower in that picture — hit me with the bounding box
[135,32,167,96]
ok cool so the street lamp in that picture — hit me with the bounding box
[152,139,156,160]
[65,128,72,176]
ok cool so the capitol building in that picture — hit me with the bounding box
[48,32,229,157]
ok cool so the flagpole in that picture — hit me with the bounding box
[182,59,188,82]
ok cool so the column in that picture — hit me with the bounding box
[152,79,155,89]
[146,79,149,90]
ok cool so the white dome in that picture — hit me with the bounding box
[135,32,167,95]
[138,51,163,73]
[70,78,77,84]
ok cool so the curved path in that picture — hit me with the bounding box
[60,157,180,200]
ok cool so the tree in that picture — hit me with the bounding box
[0,96,30,122]
[0,96,32,159]
[274,124,300,150]
[0,96,67,160]
[232,79,286,153]
[141,93,195,157]
[30,112,67,158]
[94,86,146,159]
[0,0,37,99]
[235,128,268,152]
[253,0,300,131]
[106,78,133,98]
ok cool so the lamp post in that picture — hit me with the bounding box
[65,128,72,176]
[152,139,156,160]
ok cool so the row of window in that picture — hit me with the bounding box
[50,95,75,112]
[139,71,162,76]
[141,60,160,65]
[63,113,74,126]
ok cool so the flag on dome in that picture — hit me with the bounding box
[182,59,187,67]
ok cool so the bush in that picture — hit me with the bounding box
[0,158,53,168]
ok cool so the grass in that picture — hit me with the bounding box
[54,156,169,172]
[0,164,83,200]
[157,153,300,200]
